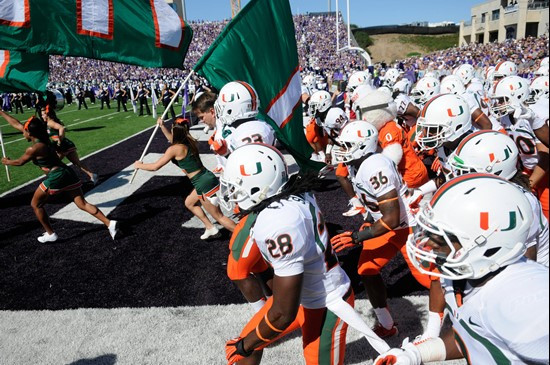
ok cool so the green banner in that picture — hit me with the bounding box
[0,50,48,92]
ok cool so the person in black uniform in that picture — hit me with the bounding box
[161,82,176,119]
[76,86,88,110]
[99,87,111,110]
[135,82,151,116]
[114,82,128,112]
[13,93,24,114]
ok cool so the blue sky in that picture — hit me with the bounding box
[183,0,482,26]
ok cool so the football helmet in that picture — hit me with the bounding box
[493,60,518,80]
[220,144,288,211]
[411,76,441,106]
[308,90,332,117]
[490,76,529,118]
[350,84,375,118]
[534,65,549,77]
[526,76,549,104]
[332,121,379,163]
[448,130,519,180]
[324,107,349,135]
[440,75,466,95]
[347,71,372,92]
[454,64,475,85]
[393,79,412,95]
[407,174,532,280]
[384,68,401,88]
[303,74,316,89]
[215,81,259,126]
[415,94,471,150]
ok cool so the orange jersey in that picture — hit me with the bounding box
[378,121,428,188]
[305,119,329,147]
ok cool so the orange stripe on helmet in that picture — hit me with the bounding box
[455,130,493,155]
[236,81,257,112]
[420,94,445,118]
[430,173,505,206]
[495,61,504,71]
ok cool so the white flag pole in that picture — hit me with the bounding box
[129,86,138,114]
[0,127,11,182]
[129,70,195,184]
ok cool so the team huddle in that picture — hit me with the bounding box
[2,55,549,363]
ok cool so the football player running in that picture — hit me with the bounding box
[375,175,549,365]
[222,144,389,365]
[330,121,431,339]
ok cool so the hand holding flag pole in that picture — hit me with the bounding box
[129,70,195,184]
[0,127,11,182]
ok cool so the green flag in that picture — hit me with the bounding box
[193,0,320,170]
[0,50,48,92]
[0,0,192,69]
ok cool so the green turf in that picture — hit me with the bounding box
[0,103,165,194]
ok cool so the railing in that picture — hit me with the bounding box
[504,4,519,13]
[528,0,549,10]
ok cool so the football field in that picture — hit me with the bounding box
[0,112,465,364]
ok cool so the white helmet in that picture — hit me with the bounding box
[490,76,529,118]
[484,66,496,94]
[493,61,518,79]
[347,71,372,92]
[308,90,332,117]
[393,79,411,95]
[541,57,549,68]
[324,107,349,136]
[526,76,549,104]
[215,81,259,126]
[220,144,288,211]
[424,71,439,79]
[448,131,519,180]
[407,174,532,280]
[534,65,549,76]
[350,84,375,118]
[454,64,475,85]
[332,121,379,164]
[303,74,316,89]
[415,94,471,150]
[384,68,401,88]
[411,76,441,106]
[440,75,466,95]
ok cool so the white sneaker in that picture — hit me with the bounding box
[91,173,99,185]
[108,220,119,240]
[200,226,220,240]
[37,232,58,243]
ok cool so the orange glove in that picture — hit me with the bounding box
[330,231,360,253]
[225,337,253,365]
[405,189,423,215]
[210,138,228,156]
[431,157,442,173]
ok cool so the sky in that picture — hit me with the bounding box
[183,0,483,27]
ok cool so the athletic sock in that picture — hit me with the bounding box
[374,307,394,329]
[249,298,266,313]
[425,311,444,338]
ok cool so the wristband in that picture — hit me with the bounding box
[414,337,446,362]
[353,226,374,243]
[236,338,254,357]
[418,180,437,195]
[325,144,334,155]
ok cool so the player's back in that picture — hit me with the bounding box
[252,193,350,309]
[443,259,549,364]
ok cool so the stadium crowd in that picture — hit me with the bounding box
[1,11,549,365]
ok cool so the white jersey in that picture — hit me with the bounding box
[394,93,417,129]
[515,183,550,266]
[530,97,549,124]
[466,78,484,98]
[443,260,549,364]
[353,153,415,227]
[252,193,350,309]
[225,120,276,152]
[498,115,540,171]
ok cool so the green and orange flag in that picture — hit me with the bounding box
[0,50,48,92]
[193,0,320,170]
[0,0,192,69]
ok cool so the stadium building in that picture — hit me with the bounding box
[459,0,549,44]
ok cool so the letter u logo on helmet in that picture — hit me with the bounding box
[479,211,517,231]
[357,129,371,138]
[222,93,236,103]
[447,105,464,117]
[240,162,263,176]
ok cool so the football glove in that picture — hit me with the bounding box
[374,338,421,365]
[225,337,253,365]
[431,157,442,174]
[404,189,423,215]
[330,231,359,252]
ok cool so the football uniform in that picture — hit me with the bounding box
[530,97,549,122]
[461,91,501,132]
[251,193,353,364]
[498,115,539,172]
[466,78,484,98]
[352,154,430,288]
[378,121,429,189]
[395,93,417,131]
[443,259,549,364]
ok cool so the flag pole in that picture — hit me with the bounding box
[129,69,195,184]
[0,127,11,182]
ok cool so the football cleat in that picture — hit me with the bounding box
[37,232,58,243]
[373,323,399,339]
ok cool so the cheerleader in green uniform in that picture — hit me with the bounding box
[0,113,118,243]
[41,105,98,184]
[134,117,236,239]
